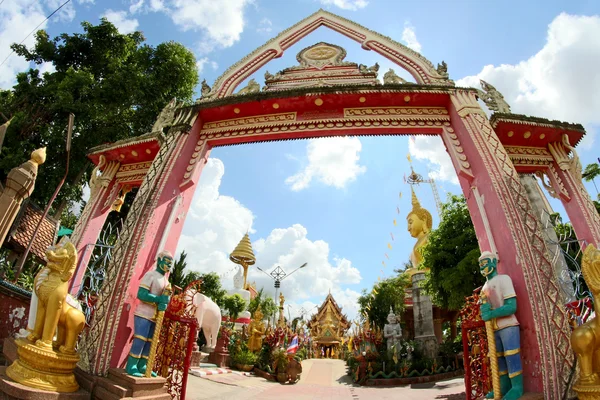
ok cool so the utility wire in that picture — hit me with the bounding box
[0,0,71,68]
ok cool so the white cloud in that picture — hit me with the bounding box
[257,17,272,34]
[196,57,218,74]
[168,0,252,51]
[102,10,139,34]
[38,61,56,75]
[129,0,145,14]
[47,0,76,22]
[319,0,368,11]
[0,0,48,89]
[149,0,165,12]
[401,22,422,53]
[285,137,366,191]
[176,158,362,320]
[77,0,95,4]
[456,13,600,149]
[408,136,458,185]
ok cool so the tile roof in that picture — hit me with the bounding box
[7,201,59,262]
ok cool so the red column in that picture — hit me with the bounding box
[80,112,210,375]
[448,90,571,396]
[551,160,600,248]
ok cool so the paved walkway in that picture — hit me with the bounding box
[185,359,466,400]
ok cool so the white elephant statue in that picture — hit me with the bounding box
[191,292,221,352]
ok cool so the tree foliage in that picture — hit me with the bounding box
[223,294,247,322]
[357,274,409,330]
[0,19,198,215]
[583,162,600,190]
[198,272,228,309]
[248,288,278,320]
[421,194,484,310]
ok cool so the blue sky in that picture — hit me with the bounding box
[2,0,600,320]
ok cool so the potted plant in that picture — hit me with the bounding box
[232,350,257,372]
[271,348,289,383]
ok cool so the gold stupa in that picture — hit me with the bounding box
[230,233,256,289]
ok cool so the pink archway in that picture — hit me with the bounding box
[70,11,600,399]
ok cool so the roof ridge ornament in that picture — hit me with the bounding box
[477,79,511,114]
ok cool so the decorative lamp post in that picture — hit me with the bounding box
[257,263,308,326]
[229,232,256,290]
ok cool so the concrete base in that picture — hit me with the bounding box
[190,351,208,367]
[94,368,169,400]
[2,340,17,365]
[207,352,230,368]
[92,369,170,400]
[0,366,89,400]
[415,335,438,360]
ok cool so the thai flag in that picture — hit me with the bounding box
[287,335,299,354]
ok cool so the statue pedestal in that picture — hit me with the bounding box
[93,368,170,400]
[0,366,89,400]
[414,335,438,360]
[5,339,80,393]
[208,335,230,368]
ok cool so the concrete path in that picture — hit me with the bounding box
[185,359,466,400]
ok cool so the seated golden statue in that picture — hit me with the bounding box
[27,240,86,353]
[248,307,266,352]
[571,244,600,396]
[406,187,433,268]
[6,239,86,392]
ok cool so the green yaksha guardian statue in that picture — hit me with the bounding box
[479,251,524,400]
[125,251,173,377]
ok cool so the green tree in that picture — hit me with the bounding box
[169,251,202,291]
[357,274,409,330]
[583,162,600,195]
[248,288,277,320]
[421,194,484,310]
[198,272,227,309]
[0,19,198,216]
[223,294,248,322]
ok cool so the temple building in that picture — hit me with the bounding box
[308,293,350,358]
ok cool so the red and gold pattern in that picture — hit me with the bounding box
[460,290,491,400]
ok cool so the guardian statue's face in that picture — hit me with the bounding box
[157,255,173,274]
[479,256,497,278]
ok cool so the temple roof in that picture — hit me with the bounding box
[87,131,161,166]
[7,200,59,262]
[309,293,350,329]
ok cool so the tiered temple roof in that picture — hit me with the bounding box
[308,293,350,344]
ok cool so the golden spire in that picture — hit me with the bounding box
[410,185,421,213]
[229,233,256,265]
[230,233,256,290]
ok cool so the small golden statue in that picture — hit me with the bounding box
[6,239,86,392]
[571,244,600,399]
[248,306,266,352]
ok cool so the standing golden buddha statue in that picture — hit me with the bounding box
[248,307,266,352]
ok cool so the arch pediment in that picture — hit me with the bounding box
[199,9,452,101]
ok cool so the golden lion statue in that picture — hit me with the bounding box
[27,239,86,354]
[571,244,600,387]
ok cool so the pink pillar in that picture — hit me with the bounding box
[69,177,120,295]
[81,111,210,375]
[551,160,600,248]
[448,90,572,396]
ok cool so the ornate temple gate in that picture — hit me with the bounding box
[68,9,600,399]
